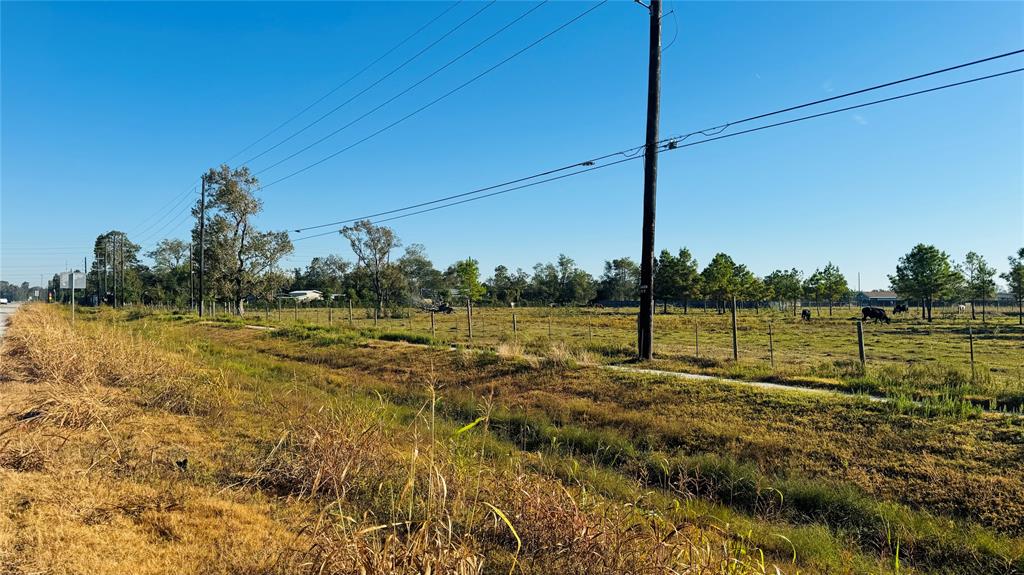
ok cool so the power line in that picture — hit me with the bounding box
[124,181,198,236]
[224,1,464,165]
[663,47,1024,143]
[240,1,496,168]
[132,186,199,247]
[252,1,549,177]
[289,66,1023,240]
[261,0,609,190]
[122,3,464,244]
[289,49,1023,234]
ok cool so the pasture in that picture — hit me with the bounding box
[5,303,1024,574]
[217,301,1024,410]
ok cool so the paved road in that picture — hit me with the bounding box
[0,302,22,343]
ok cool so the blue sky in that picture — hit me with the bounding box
[2,1,1022,289]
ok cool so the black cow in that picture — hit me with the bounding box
[893,304,909,314]
[862,306,891,324]
[801,309,811,321]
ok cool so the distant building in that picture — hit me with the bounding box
[996,291,1016,306]
[281,290,323,303]
[855,290,900,307]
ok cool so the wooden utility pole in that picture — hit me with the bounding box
[112,235,118,308]
[189,243,194,312]
[198,174,207,317]
[119,234,125,307]
[637,0,662,361]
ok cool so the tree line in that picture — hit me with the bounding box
[36,165,1024,324]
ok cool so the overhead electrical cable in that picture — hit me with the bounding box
[260,0,609,189]
[289,65,1023,240]
[224,1,464,165]
[240,1,496,167]
[123,3,463,240]
[290,50,1024,234]
[252,0,549,176]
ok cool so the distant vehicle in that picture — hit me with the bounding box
[423,302,454,314]
[0,298,8,304]
[280,290,323,303]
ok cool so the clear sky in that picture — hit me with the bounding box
[2,1,1022,289]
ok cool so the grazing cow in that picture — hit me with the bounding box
[893,304,909,314]
[801,309,812,321]
[862,306,891,324]
[958,303,967,314]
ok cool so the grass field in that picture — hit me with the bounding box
[209,302,1024,410]
[4,303,1023,573]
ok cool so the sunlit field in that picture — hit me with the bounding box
[202,301,1024,410]
[5,303,1024,574]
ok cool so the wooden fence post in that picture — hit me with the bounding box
[731,296,739,361]
[467,299,473,344]
[969,325,976,382]
[768,321,775,369]
[856,320,866,370]
[430,311,436,339]
[694,322,699,358]
[512,312,518,336]
[348,299,353,327]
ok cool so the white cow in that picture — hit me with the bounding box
[957,303,966,314]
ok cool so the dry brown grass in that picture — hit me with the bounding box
[0,304,787,575]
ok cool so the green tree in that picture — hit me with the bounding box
[89,231,143,305]
[818,262,849,316]
[963,251,997,321]
[341,219,400,316]
[803,269,825,316]
[146,238,191,306]
[530,255,595,305]
[297,255,351,295]
[486,265,529,305]
[597,257,640,301]
[196,165,293,315]
[764,268,803,315]
[700,253,740,313]
[889,244,958,322]
[654,248,701,313]
[741,274,772,313]
[397,244,443,304]
[445,258,486,303]
[1001,247,1024,325]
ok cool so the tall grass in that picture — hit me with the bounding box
[0,304,790,575]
